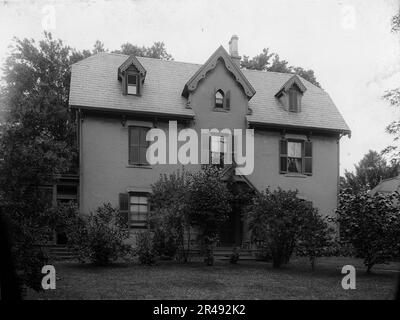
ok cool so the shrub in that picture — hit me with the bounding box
[149,171,190,261]
[136,231,156,265]
[246,188,320,268]
[296,209,334,270]
[336,189,400,273]
[66,203,133,265]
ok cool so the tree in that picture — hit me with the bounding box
[240,48,321,87]
[112,41,173,60]
[246,188,321,268]
[149,170,191,261]
[341,150,399,193]
[382,11,400,163]
[0,32,174,289]
[296,210,334,271]
[336,189,400,273]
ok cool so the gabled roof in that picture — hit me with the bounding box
[275,74,307,97]
[118,55,147,80]
[370,175,400,195]
[69,52,351,135]
[182,46,256,100]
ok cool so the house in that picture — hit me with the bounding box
[69,36,350,247]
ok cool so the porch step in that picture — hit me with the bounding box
[44,245,77,260]
[213,247,255,260]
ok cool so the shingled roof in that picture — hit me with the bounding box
[69,52,350,135]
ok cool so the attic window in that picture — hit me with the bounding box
[215,90,224,108]
[127,74,138,95]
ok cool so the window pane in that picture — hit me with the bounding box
[140,146,148,164]
[130,204,140,212]
[288,158,302,173]
[138,196,148,204]
[129,146,140,164]
[139,128,148,146]
[215,90,224,108]
[127,85,137,95]
[130,128,140,145]
[289,89,298,111]
[288,142,302,158]
[127,75,137,85]
[138,204,148,213]
[130,196,139,204]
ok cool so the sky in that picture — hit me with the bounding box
[0,0,399,174]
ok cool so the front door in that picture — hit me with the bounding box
[219,204,242,246]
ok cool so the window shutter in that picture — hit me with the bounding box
[119,193,130,228]
[122,74,127,95]
[303,140,312,175]
[279,139,288,173]
[225,90,231,110]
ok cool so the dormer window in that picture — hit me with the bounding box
[275,75,307,113]
[127,74,138,95]
[215,90,224,108]
[118,55,147,96]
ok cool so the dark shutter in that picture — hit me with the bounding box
[129,127,139,164]
[225,90,231,110]
[122,74,127,95]
[279,139,288,173]
[119,193,130,228]
[303,140,312,175]
[289,89,298,112]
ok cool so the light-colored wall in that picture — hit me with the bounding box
[79,59,340,221]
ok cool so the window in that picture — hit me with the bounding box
[279,139,312,175]
[129,126,149,165]
[127,74,138,95]
[210,135,225,165]
[129,194,148,228]
[215,90,224,108]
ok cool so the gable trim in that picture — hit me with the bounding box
[275,74,307,98]
[118,55,147,80]
[182,46,256,100]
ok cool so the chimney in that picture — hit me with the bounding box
[229,35,241,68]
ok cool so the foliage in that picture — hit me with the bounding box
[296,209,334,270]
[186,166,232,242]
[66,203,132,265]
[246,188,326,268]
[112,41,173,60]
[241,48,321,87]
[135,231,156,265]
[382,11,400,163]
[149,170,190,261]
[340,150,399,193]
[336,189,400,273]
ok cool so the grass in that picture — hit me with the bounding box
[27,257,399,300]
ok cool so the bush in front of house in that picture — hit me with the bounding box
[149,170,190,261]
[66,203,133,265]
[296,209,334,271]
[336,189,400,273]
[229,247,240,264]
[186,166,232,265]
[246,188,333,269]
[135,231,156,265]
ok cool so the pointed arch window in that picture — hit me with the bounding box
[215,90,224,109]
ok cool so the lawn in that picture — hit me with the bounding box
[27,257,399,300]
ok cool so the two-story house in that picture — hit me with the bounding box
[69,36,350,247]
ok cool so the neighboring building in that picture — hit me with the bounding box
[69,36,350,247]
[370,174,400,195]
